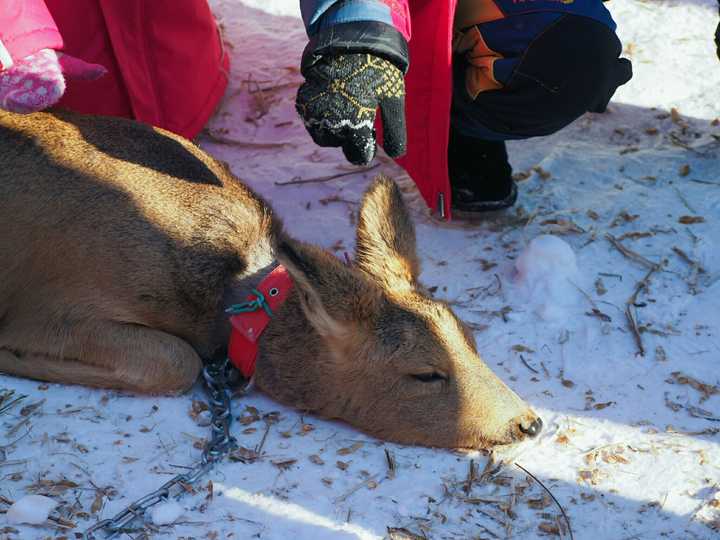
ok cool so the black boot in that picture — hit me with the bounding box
[448,128,518,213]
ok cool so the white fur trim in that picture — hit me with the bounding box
[0,40,13,70]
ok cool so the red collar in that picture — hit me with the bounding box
[227,265,293,378]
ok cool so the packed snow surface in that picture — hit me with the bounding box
[1,0,719,539]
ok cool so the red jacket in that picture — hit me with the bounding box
[0,0,228,140]
[394,1,456,218]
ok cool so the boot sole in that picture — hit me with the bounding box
[450,182,518,217]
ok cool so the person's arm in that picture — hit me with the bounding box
[303,0,410,73]
[0,0,63,70]
[296,0,411,164]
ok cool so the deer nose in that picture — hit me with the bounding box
[519,417,543,438]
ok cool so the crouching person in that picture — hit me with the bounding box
[296,0,633,217]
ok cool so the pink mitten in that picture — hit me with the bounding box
[0,48,106,113]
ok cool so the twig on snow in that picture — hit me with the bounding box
[255,420,273,457]
[201,129,292,149]
[249,81,302,94]
[333,474,380,504]
[515,463,574,540]
[672,245,705,294]
[605,233,665,356]
[464,459,477,495]
[569,280,612,323]
[0,427,33,450]
[668,132,710,156]
[625,265,660,357]
[627,266,659,307]
[673,186,697,214]
[605,234,661,271]
[384,448,396,479]
[688,483,719,524]
[0,390,27,416]
[520,354,539,374]
[0,459,28,468]
[275,163,381,186]
[625,306,645,357]
[475,523,502,538]
[690,178,720,186]
[672,246,706,274]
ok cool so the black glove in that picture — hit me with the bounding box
[296,53,407,166]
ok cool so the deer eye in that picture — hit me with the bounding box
[410,372,447,383]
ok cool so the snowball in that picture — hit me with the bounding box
[150,500,183,525]
[6,495,58,525]
[513,235,581,321]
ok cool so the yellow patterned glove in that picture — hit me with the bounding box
[296,53,406,165]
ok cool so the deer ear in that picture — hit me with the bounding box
[355,175,420,292]
[276,237,379,338]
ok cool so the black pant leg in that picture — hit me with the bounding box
[451,14,633,140]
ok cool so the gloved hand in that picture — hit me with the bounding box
[296,53,406,166]
[0,48,106,113]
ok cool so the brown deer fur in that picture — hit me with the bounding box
[0,110,541,448]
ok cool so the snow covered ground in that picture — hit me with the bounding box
[2,0,720,538]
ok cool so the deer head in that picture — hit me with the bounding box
[256,176,541,448]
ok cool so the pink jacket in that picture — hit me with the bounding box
[0,0,62,69]
[0,0,228,140]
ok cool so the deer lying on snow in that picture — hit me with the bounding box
[0,110,542,448]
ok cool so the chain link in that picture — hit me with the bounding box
[225,288,273,316]
[83,358,246,539]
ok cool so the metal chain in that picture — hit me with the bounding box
[225,288,273,316]
[83,358,246,539]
